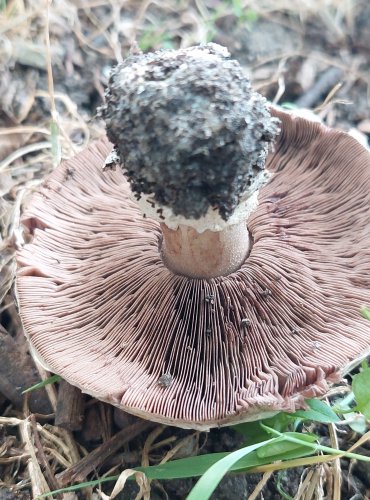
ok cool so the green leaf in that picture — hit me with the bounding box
[37,426,370,500]
[186,432,319,500]
[36,476,119,498]
[135,438,315,481]
[264,412,292,432]
[234,412,291,443]
[233,420,270,443]
[281,102,298,110]
[361,359,369,371]
[261,424,370,462]
[22,374,61,394]
[256,433,316,459]
[352,367,370,419]
[289,398,340,423]
[186,438,276,500]
[345,413,367,434]
[241,8,259,25]
[332,392,367,433]
[139,452,229,480]
[35,439,315,499]
[360,307,370,321]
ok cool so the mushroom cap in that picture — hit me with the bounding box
[16,109,370,430]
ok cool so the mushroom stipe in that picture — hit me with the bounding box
[16,107,370,429]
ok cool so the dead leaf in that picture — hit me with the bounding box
[98,469,150,500]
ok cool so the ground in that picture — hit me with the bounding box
[0,0,370,499]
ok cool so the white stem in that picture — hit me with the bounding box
[160,221,250,278]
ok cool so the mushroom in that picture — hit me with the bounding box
[16,44,370,430]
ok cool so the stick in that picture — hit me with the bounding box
[56,420,155,486]
[55,380,85,431]
[295,67,343,109]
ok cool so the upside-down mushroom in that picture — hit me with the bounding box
[16,44,370,430]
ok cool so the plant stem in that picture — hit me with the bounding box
[160,221,250,278]
[261,424,370,462]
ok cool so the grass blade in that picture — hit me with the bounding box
[187,438,276,500]
[22,374,61,394]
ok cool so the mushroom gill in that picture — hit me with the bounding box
[16,107,370,430]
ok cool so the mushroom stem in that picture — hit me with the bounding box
[160,222,250,278]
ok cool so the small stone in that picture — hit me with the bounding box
[157,373,173,388]
[205,294,215,304]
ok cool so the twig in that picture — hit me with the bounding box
[55,380,85,431]
[249,471,274,500]
[0,126,50,136]
[18,417,50,497]
[0,141,52,171]
[295,66,343,109]
[158,433,198,464]
[45,0,61,166]
[295,468,314,500]
[57,420,154,486]
[140,425,165,498]
[328,422,342,500]
[98,402,113,442]
[30,414,61,495]
[141,426,165,467]
[45,0,57,120]
[39,423,81,467]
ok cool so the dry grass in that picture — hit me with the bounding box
[1,0,369,498]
